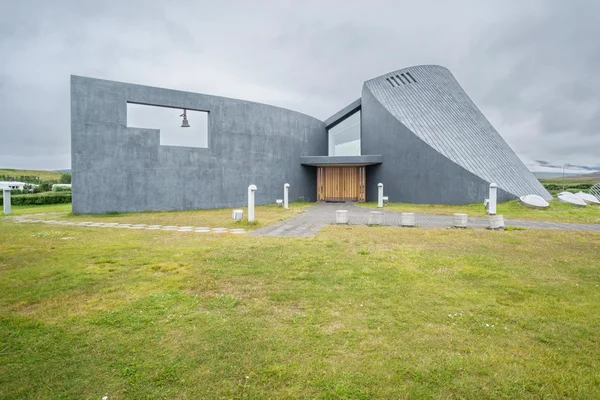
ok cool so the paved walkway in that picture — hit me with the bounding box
[252,202,600,237]
[11,214,247,234]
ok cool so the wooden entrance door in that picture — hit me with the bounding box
[317,166,366,202]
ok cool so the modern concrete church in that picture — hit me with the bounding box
[71,65,551,214]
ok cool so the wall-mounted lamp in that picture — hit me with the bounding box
[180,109,190,128]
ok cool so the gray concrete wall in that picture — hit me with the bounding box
[363,65,551,201]
[361,87,514,204]
[71,76,327,214]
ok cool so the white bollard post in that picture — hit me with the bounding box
[284,183,290,209]
[248,185,257,222]
[3,189,11,215]
[377,183,383,208]
[488,183,498,215]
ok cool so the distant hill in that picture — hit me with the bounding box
[538,172,600,183]
[0,168,64,182]
[566,172,600,182]
[532,172,581,179]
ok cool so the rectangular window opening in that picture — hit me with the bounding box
[127,103,209,148]
[396,74,406,84]
[385,78,395,87]
[328,110,361,156]
[406,72,417,83]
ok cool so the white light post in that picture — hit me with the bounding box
[284,183,290,209]
[248,185,257,222]
[377,183,384,208]
[3,188,11,215]
[562,163,570,190]
[488,183,498,215]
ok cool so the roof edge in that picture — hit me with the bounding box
[324,98,361,128]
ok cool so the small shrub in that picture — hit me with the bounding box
[0,192,71,206]
[505,226,526,231]
[59,173,72,184]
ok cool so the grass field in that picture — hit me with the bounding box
[0,203,72,216]
[2,203,310,231]
[1,215,599,398]
[362,199,600,225]
[0,168,63,181]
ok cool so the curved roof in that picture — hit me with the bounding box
[364,65,551,200]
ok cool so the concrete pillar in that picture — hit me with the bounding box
[367,211,383,225]
[453,213,468,228]
[284,183,290,209]
[336,210,348,224]
[3,189,11,215]
[488,215,505,230]
[488,183,498,215]
[377,183,384,208]
[248,185,257,222]
[232,209,243,221]
[401,212,415,227]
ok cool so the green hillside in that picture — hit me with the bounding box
[0,168,64,182]
[539,173,598,196]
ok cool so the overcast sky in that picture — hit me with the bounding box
[1,0,599,172]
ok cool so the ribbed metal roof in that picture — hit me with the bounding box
[364,65,551,199]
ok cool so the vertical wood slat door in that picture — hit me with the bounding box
[316,166,365,202]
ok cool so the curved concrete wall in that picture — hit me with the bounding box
[73,65,549,213]
[71,76,326,214]
[361,65,551,203]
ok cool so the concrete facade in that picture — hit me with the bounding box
[361,65,551,204]
[71,76,325,213]
[71,65,550,213]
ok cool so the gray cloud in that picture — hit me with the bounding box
[0,0,598,171]
[462,0,600,168]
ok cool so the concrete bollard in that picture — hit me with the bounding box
[488,183,498,215]
[284,183,290,209]
[401,212,415,227]
[453,213,468,228]
[232,209,244,221]
[336,210,348,224]
[378,183,384,208]
[248,185,257,222]
[488,215,505,230]
[3,189,11,215]
[367,211,383,225]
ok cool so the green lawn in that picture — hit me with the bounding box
[3,203,310,231]
[361,199,600,225]
[0,203,73,216]
[1,217,599,399]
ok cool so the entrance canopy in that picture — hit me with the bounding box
[300,155,383,167]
